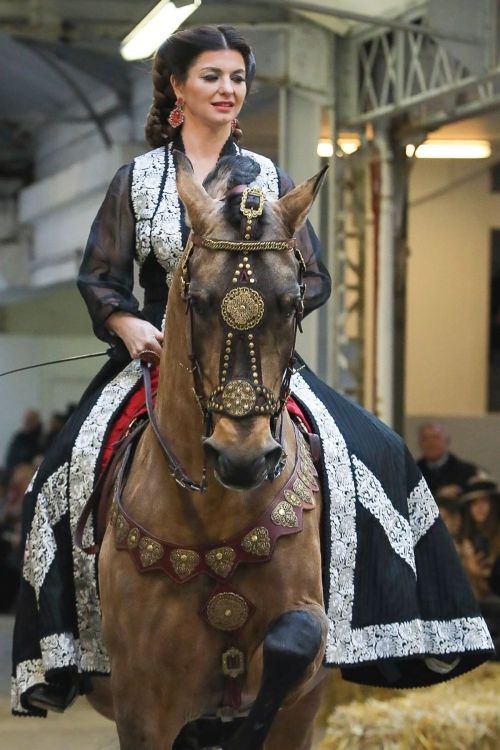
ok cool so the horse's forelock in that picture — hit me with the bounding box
[203,155,266,237]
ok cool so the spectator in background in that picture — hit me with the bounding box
[4,410,43,480]
[417,421,479,498]
[459,475,500,656]
[43,411,67,453]
[436,492,463,551]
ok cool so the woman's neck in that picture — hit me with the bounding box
[179,122,233,180]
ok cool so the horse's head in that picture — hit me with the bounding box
[173,151,326,491]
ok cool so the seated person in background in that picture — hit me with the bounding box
[417,421,479,497]
[459,475,500,656]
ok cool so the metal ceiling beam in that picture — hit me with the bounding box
[231,0,481,45]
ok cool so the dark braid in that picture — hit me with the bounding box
[145,25,255,149]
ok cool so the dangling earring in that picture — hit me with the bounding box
[231,118,239,135]
[168,98,184,128]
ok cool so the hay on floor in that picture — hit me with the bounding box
[319,663,500,750]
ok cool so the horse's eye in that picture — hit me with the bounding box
[279,293,301,318]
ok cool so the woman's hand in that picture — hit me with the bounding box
[107,312,163,364]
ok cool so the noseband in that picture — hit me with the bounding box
[180,185,306,480]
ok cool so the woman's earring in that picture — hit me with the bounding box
[231,118,239,135]
[168,98,185,128]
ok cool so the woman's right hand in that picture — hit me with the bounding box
[106,312,163,363]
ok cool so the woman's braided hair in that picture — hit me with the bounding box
[145,25,255,148]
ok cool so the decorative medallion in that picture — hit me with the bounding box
[206,592,250,631]
[271,501,298,528]
[108,502,118,527]
[241,526,271,557]
[127,528,141,549]
[205,547,236,578]
[170,549,200,580]
[284,489,302,508]
[293,477,313,505]
[222,380,256,417]
[139,537,164,567]
[222,647,245,679]
[221,287,264,330]
[115,515,129,544]
[299,468,319,492]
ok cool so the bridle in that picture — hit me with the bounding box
[145,185,307,493]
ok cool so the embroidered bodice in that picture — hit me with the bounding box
[78,137,331,344]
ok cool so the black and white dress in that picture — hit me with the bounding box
[12,136,493,716]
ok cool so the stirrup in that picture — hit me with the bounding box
[26,681,78,713]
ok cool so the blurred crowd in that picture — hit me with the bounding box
[0,406,74,613]
[418,421,500,654]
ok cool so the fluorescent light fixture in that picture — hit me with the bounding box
[317,138,334,158]
[406,140,491,159]
[121,0,201,61]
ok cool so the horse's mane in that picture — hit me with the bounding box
[203,156,266,238]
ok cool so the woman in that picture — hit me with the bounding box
[12,24,493,718]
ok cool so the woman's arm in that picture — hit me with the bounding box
[277,167,332,316]
[77,164,162,360]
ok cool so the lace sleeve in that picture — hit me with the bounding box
[77,164,142,343]
[277,167,332,315]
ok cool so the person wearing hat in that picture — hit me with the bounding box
[460,475,500,656]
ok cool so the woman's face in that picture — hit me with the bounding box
[470,495,492,524]
[172,49,247,130]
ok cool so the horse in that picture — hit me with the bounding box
[91,152,329,750]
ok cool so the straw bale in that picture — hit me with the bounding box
[319,663,500,750]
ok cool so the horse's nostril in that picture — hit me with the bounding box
[265,444,284,477]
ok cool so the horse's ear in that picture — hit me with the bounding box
[173,150,218,233]
[276,164,328,234]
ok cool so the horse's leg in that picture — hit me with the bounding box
[85,676,114,720]
[263,677,326,750]
[222,610,325,750]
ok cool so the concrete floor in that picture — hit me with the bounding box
[0,616,119,750]
[0,616,324,749]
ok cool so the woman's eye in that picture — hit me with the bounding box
[232,76,246,84]
[202,75,218,81]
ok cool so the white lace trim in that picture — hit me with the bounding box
[290,373,494,665]
[352,455,416,574]
[239,147,280,198]
[408,476,440,546]
[41,632,80,673]
[131,146,166,265]
[11,658,45,713]
[69,359,142,674]
[23,462,69,600]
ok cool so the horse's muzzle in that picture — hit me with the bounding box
[203,435,283,490]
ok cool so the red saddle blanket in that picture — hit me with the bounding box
[100,366,312,475]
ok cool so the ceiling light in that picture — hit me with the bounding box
[317,138,334,158]
[406,140,491,159]
[337,135,361,155]
[121,0,201,61]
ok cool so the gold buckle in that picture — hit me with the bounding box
[240,186,265,220]
[221,647,245,679]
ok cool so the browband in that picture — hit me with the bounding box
[191,235,297,252]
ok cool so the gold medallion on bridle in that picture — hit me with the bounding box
[222,380,256,417]
[241,526,271,557]
[206,592,250,631]
[127,528,141,549]
[139,537,164,567]
[205,547,236,578]
[221,287,264,330]
[170,549,200,580]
